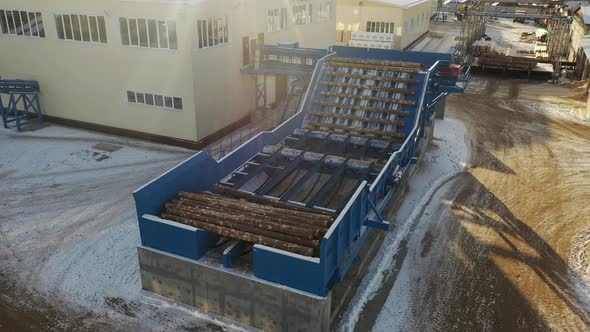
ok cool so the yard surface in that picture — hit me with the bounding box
[1,20,589,332]
[0,127,247,331]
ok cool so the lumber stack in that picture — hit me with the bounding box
[160,190,335,257]
[478,55,537,70]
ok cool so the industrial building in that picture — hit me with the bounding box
[0,0,433,148]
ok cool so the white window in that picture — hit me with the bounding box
[317,1,333,22]
[293,2,312,25]
[55,13,107,43]
[366,21,395,34]
[0,10,45,38]
[127,90,183,111]
[197,16,228,49]
[120,17,177,49]
[268,8,288,32]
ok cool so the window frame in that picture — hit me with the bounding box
[316,0,333,22]
[197,15,229,50]
[0,9,45,38]
[118,16,178,50]
[54,12,108,44]
[126,90,184,112]
[366,21,395,34]
[268,7,288,32]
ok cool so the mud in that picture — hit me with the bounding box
[370,75,590,331]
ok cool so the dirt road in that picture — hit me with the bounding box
[369,76,590,331]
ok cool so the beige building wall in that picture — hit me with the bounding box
[0,0,199,141]
[569,12,588,62]
[0,0,432,142]
[398,1,432,49]
[336,0,432,49]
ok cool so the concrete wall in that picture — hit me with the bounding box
[138,246,332,331]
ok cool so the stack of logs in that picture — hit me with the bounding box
[478,55,537,70]
[161,187,335,257]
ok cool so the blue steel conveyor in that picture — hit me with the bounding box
[133,46,468,330]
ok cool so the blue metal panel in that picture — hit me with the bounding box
[139,215,217,260]
[253,245,324,296]
[223,241,250,268]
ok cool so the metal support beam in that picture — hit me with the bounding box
[257,154,305,196]
[223,240,250,268]
[280,161,325,202]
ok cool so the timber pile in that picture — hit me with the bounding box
[160,189,335,257]
[478,55,537,70]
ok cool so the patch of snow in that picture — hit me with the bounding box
[337,116,469,331]
[569,228,590,311]
[0,125,254,330]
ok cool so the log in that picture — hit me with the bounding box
[166,201,318,239]
[308,111,405,126]
[161,213,315,257]
[327,61,421,74]
[174,198,327,238]
[163,207,320,248]
[196,193,332,227]
[326,71,421,85]
[319,81,416,95]
[213,185,336,217]
[320,91,417,106]
[307,121,407,139]
[313,100,410,117]
[329,57,421,68]
[181,191,333,227]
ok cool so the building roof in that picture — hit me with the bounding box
[366,0,431,9]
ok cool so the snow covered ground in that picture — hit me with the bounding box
[0,125,252,331]
[337,117,470,331]
[0,117,469,331]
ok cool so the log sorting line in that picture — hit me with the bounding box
[160,191,335,257]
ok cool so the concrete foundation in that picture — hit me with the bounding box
[138,246,331,331]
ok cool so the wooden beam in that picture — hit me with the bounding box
[308,111,405,127]
[319,81,416,95]
[174,198,327,237]
[164,206,319,249]
[161,212,315,256]
[329,57,421,68]
[184,191,334,225]
[307,121,407,139]
[327,61,421,74]
[168,201,318,239]
[212,185,336,218]
[326,71,421,85]
[313,100,411,117]
[320,91,417,106]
